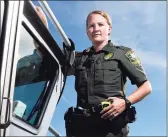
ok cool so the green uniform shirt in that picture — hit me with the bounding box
[72,41,147,108]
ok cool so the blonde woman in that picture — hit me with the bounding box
[37,8,152,137]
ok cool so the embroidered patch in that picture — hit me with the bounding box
[104,53,113,60]
[125,50,141,66]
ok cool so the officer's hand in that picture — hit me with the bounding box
[35,6,48,26]
[100,97,126,120]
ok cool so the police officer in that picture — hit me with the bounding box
[37,8,152,137]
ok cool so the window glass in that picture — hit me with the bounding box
[13,24,58,127]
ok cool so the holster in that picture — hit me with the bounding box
[125,106,136,123]
[64,106,130,137]
[64,107,91,137]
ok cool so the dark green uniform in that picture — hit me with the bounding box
[65,41,147,137]
[72,41,147,109]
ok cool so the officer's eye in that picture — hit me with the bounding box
[98,23,104,26]
[88,24,94,28]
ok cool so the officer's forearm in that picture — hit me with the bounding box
[36,6,48,28]
[127,80,152,105]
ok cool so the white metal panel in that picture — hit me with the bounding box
[9,15,63,135]
[1,1,24,136]
[0,0,4,33]
[7,4,63,136]
[0,1,14,101]
[0,1,17,136]
[1,1,64,136]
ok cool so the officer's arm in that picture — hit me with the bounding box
[35,6,48,28]
[35,6,77,76]
[66,52,82,75]
[119,48,152,105]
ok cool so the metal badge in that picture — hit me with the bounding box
[104,53,113,60]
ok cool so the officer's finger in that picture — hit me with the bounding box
[101,111,111,119]
[100,104,113,114]
[106,113,114,120]
[101,107,115,119]
[109,112,119,120]
[112,111,119,118]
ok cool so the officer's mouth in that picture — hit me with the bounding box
[92,34,101,38]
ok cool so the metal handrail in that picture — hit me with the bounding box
[49,126,62,137]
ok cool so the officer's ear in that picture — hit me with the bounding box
[86,27,90,38]
[108,26,112,35]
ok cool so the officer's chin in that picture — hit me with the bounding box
[92,39,105,46]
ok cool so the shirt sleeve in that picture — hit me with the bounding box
[67,51,82,76]
[118,48,148,87]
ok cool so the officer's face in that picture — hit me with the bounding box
[86,14,111,45]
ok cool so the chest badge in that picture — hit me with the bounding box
[104,53,113,60]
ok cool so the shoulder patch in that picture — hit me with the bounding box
[125,50,141,66]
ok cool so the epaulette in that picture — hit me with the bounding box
[115,45,132,52]
[83,47,91,53]
[75,51,83,57]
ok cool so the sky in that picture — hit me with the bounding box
[33,1,166,136]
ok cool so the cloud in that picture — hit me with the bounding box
[67,1,165,26]
[48,1,166,70]
[45,2,166,136]
[136,49,166,69]
[19,25,35,59]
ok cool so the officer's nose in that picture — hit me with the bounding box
[93,24,99,31]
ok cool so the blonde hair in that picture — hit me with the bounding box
[86,10,112,27]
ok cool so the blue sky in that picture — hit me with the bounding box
[33,1,166,136]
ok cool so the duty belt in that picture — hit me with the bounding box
[65,101,113,120]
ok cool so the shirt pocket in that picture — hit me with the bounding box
[103,65,118,85]
[94,61,119,85]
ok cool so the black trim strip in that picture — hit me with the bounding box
[36,67,59,128]
[11,122,36,135]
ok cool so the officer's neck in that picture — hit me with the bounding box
[93,40,109,52]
